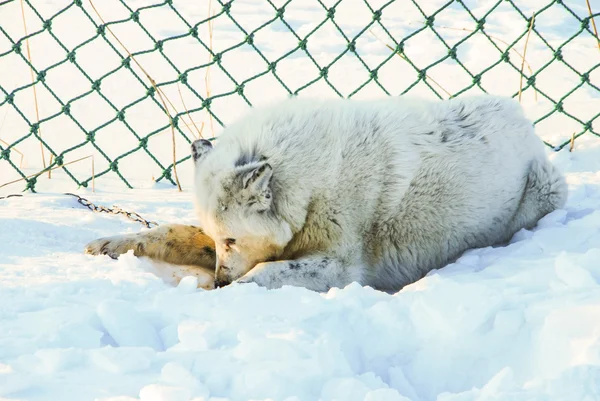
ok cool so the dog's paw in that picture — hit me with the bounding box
[234,276,255,285]
[84,235,136,259]
[234,262,284,289]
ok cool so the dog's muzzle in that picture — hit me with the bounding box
[214,278,231,288]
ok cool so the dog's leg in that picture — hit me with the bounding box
[234,257,363,292]
[84,224,216,269]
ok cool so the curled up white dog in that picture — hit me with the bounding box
[86,95,567,292]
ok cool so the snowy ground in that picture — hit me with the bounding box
[1,143,600,401]
[1,139,600,401]
[1,0,600,400]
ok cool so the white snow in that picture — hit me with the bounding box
[1,162,600,400]
[1,0,600,400]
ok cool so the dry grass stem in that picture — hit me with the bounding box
[205,0,216,136]
[92,155,95,192]
[570,132,576,152]
[19,0,48,175]
[0,138,25,169]
[177,83,203,138]
[435,25,539,102]
[369,30,452,97]
[518,13,536,103]
[160,87,200,139]
[0,155,93,189]
[0,109,25,169]
[88,0,183,191]
[586,0,600,53]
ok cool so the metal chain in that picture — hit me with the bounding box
[1,193,158,227]
[64,193,159,228]
[0,194,23,200]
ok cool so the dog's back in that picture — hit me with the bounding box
[198,95,566,290]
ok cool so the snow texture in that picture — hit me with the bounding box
[1,0,600,400]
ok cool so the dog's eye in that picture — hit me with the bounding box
[224,238,236,249]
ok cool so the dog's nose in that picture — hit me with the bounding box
[215,266,231,288]
[214,278,230,288]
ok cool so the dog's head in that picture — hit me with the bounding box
[191,139,292,286]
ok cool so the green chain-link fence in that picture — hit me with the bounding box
[0,0,599,192]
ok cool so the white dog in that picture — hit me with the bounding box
[86,95,567,292]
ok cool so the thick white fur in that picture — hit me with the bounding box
[193,95,567,292]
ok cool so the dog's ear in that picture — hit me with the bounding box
[243,162,272,191]
[241,162,273,210]
[191,139,213,164]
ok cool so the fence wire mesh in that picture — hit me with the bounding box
[0,0,599,191]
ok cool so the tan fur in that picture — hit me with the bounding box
[144,261,215,290]
[85,224,217,287]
